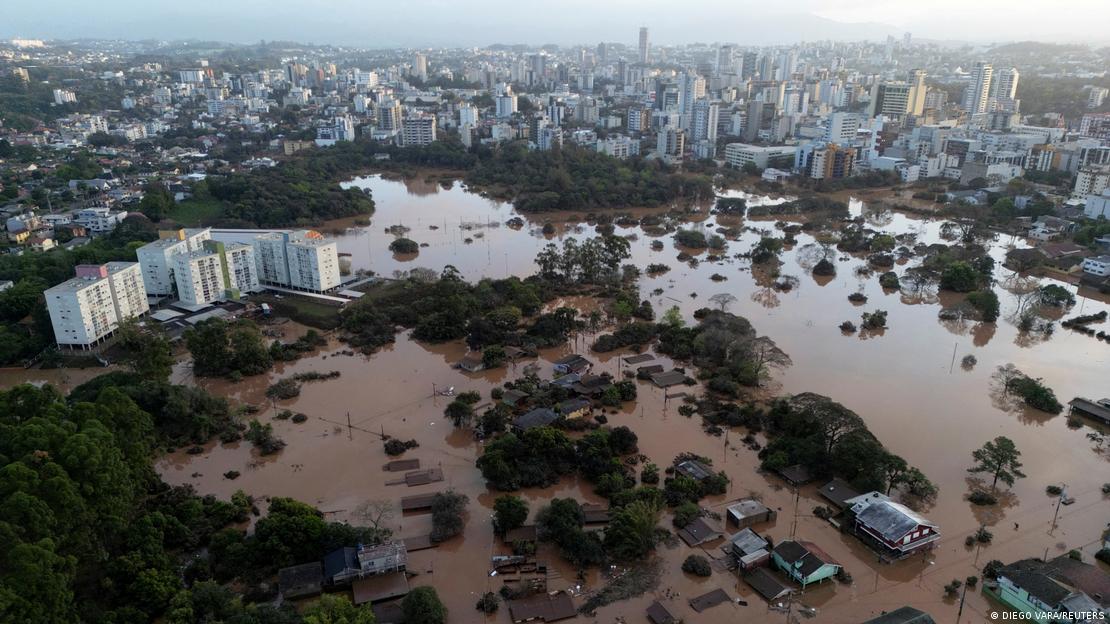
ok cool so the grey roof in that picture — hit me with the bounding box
[855,500,937,542]
[512,407,559,431]
[323,546,357,580]
[818,478,861,509]
[729,528,769,555]
[773,540,839,578]
[727,499,772,520]
[557,398,591,414]
[675,459,714,481]
[744,568,793,601]
[863,606,937,624]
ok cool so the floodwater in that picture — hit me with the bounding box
[6,174,1109,623]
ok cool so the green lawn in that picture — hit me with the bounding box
[168,198,226,226]
[252,293,343,330]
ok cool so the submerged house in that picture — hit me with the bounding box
[862,607,937,624]
[992,557,1109,619]
[553,354,592,374]
[511,407,559,432]
[726,499,776,529]
[728,528,771,570]
[324,541,408,586]
[849,492,939,559]
[771,540,841,588]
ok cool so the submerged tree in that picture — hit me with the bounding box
[968,436,1026,489]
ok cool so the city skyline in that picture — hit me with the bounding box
[4,0,1110,47]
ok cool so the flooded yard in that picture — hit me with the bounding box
[10,174,1106,623]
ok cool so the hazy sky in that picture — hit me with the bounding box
[5,0,1108,47]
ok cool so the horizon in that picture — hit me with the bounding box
[4,0,1110,48]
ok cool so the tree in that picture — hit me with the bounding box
[444,400,474,427]
[968,437,1026,489]
[303,594,376,624]
[114,320,174,381]
[352,499,394,532]
[604,499,660,561]
[709,293,737,311]
[492,495,529,535]
[388,238,419,254]
[940,262,981,293]
[429,491,468,542]
[401,586,447,624]
[138,182,174,222]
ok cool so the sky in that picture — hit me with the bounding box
[4,0,1109,47]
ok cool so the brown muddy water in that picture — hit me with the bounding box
[5,175,1108,623]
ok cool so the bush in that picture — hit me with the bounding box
[966,290,1000,322]
[475,592,499,614]
[672,502,700,528]
[879,271,900,289]
[943,579,963,597]
[384,438,419,456]
[968,490,998,506]
[389,237,419,253]
[402,586,447,624]
[675,229,708,248]
[681,555,712,577]
[430,490,469,542]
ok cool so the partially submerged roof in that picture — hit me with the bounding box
[855,499,937,542]
[651,370,687,387]
[622,353,654,364]
[507,591,577,623]
[727,499,772,521]
[688,588,731,613]
[675,459,714,481]
[773,540,840,578]
[646,600,678,624]
[776,464,813,485]
[744,568,793,602]
[513,407,559,431]
[678,516,724,546]
[818,478,861,509]
[863,606,937,624]
[729,528,769,555]
[351,571,409,605]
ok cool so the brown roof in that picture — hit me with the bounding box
[646,600,678,624]
[383,459,421,472]
[677,517,725,546]
[504,525,539,543]
[351,571,410,605]
[507,591,577,623]
[688,588,731,612]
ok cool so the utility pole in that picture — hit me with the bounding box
[1050,484,1067,532]
[955,580,968,624]
[347,411,352,440]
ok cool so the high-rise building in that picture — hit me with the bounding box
[715,45,734,76]
[596,42,607,63]
[656,126,685,161]
[136,228,212,296]
[679,71,706,115]
[495,89,518,118]
[825,112,860,144]
[962,61,993,114]
[173,248,225,307]
[377,99,402,132]
[741,52,758,80]
[253,230,340,293]
[458,103,478,127]
[989,67,1019,101]
[757,55,775,81]
[412,52,427,82]
[690,99,719,142]
[638,27,650,64]
[798,143,856,179]
[528,54,546,86]
[45,263,149,348]
[401,115,437,147]
[1089,87,1109,109]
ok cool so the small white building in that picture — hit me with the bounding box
[1081,255,1110,277]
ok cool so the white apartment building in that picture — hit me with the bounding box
[724,143,798,170]
[223,242,260,295]
[136,228,213,296]
[597,135,638,159]
[45,263,149,348]
[73,207,128,234]
[174,249,225,307]
[1075,166,1110,198]
[1081,255,1110,277]
[1085,188,1110,219]
[401,115,437,147]
[963,62,993,114]
[252,230,340,293]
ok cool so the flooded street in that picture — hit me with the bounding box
[9,174,1107,623]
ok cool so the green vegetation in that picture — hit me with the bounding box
[681,554,712,576]
[534,236,632,283]
[674,229,708,248]
[389,237,420,254]
[465,142,712,212]
[340,272,556,354]
[657,310,789,393]
[185,318,274,379]
[968,436,1026,489]
[429,491,468,543]
[492,495,529,535]
[966,290,1001,322]
[0,381,384,623]
[995,364,1063,414]
[401,585,447,624]
[760,393,936,499]
[167,197,228,226]
[939,261,984,292]
[748,196,849,218]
